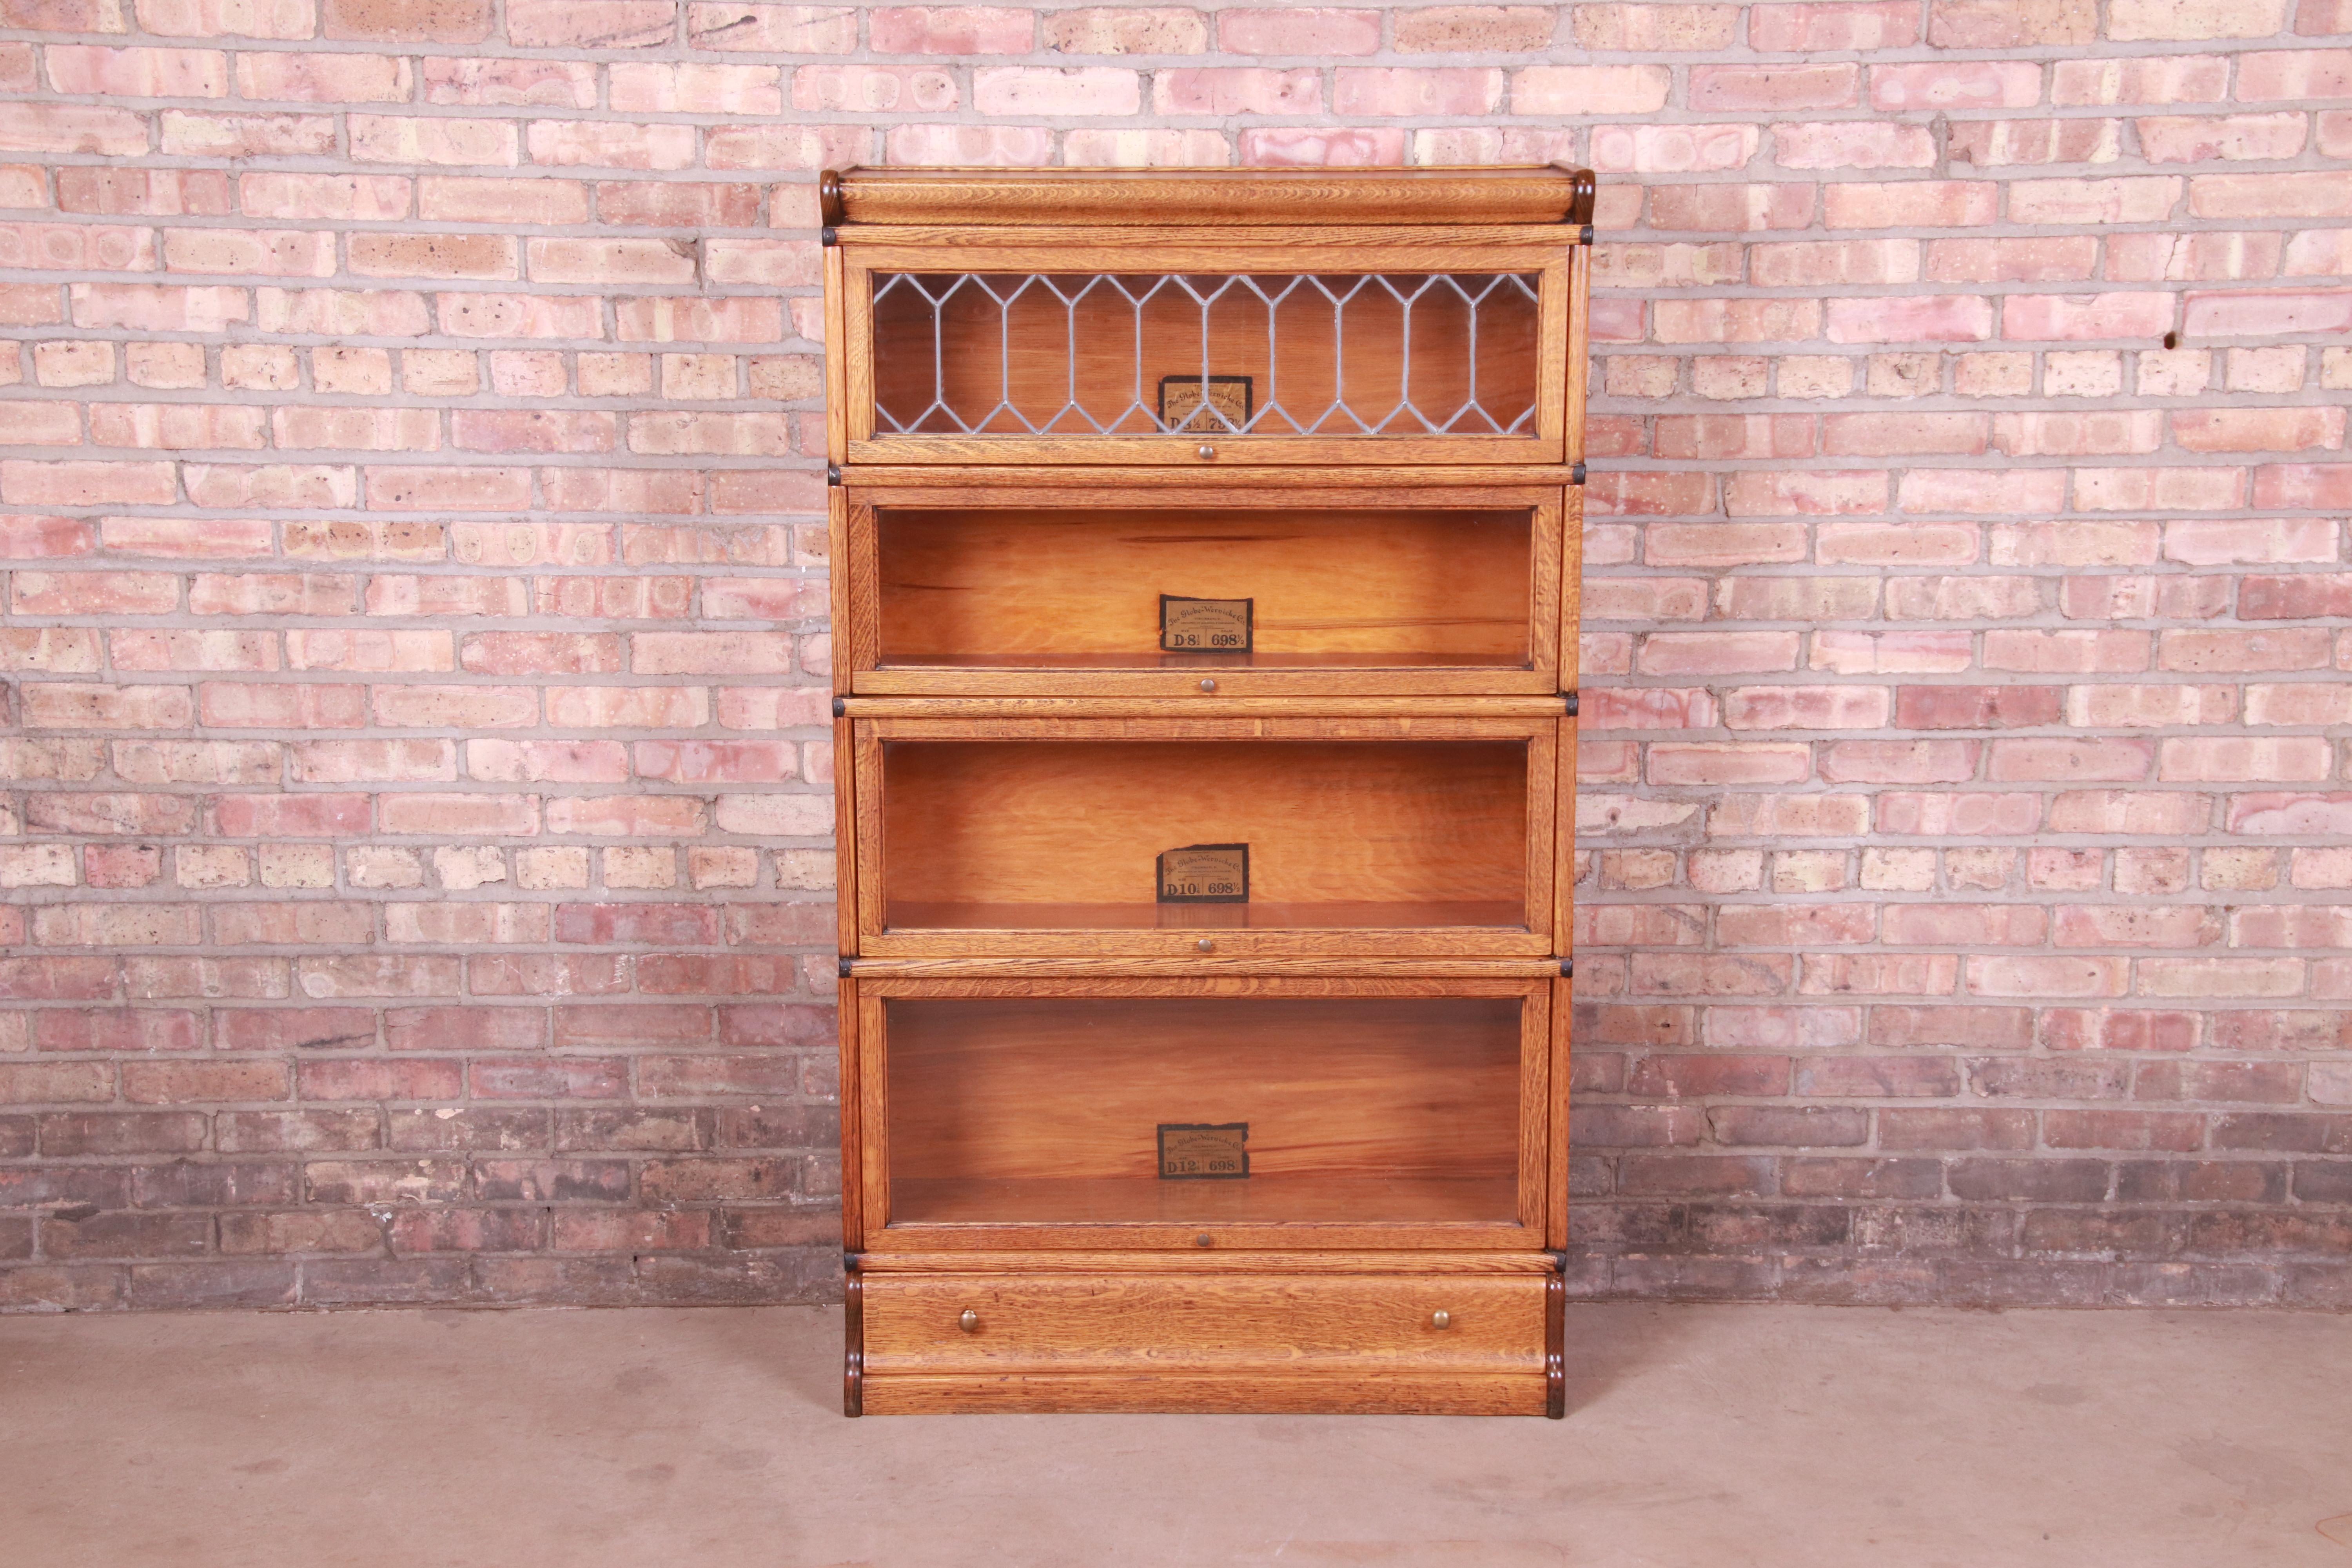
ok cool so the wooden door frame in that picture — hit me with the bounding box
[836,230,1573,468]
[847,972,1552,1254]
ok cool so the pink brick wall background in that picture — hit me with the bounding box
[0,0,2346,1310]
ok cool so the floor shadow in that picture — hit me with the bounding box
[1558,1300,1711,1417]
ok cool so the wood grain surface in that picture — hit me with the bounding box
[849,975,1550,1253]
[824,166,1591,1416]
[842,956,1565,978]
[831,164,1592,227]
[857,1372,1549,1416]
[862,1273,1548,1367]
[875,739,1529,921]
[875,506,1533,662]
[839,465,1586,488]
[883,996,1521,1191]
[843,483,1565,696]
[842,698,1567,719]
[853,1250,1562,1275]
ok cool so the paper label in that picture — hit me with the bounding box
[1160,595,1253,653]
[1158,374,1253,434]
[1158,1122,1249,1180]
[1157,843,1248,904]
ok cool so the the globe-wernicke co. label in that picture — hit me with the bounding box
[1158,373,1253,434]
[1158,1122,1249,1180]
[1157,843,1248,904]
[1159,594,1253,653]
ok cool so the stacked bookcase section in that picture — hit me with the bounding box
[824,166,1592,1416]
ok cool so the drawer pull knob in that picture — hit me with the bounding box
[1430,1310,1452,1330]
[1196,444,1216,460]
[958,1308,979,1334]
[1196,938,1215,953]
[1199,677,1217,693]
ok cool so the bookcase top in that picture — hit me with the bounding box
[822,165,1597,230]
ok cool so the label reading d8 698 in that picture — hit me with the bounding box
[1160,595,1253,653]
[1157,843,1249,904]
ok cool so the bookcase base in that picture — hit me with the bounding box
[848,1267,1565,1418]
[858,1372,1553,1417]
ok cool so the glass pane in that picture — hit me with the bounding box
[874,505,1534,670]
[870,273,1541,438]
[880,740,1529,932]
[884,996,1523,1227]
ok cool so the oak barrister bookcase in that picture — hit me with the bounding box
[823,165,1593,1416]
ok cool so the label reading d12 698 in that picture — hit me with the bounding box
[1160,595,1253,653]
[1158,1122,1248,1180]
[1157,843,1248,904]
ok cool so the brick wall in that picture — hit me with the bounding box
[0,1,2345,1312]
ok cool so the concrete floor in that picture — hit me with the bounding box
[2,1305,2347,1567]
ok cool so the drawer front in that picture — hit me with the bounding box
[862,1272,1547,1374]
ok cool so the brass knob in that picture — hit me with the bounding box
[1196,938,1215,953]
[1430,1310,1452,1330]
[1196,444,1216,460]
[1199,677,1216,692]
[958,1308,978,1333]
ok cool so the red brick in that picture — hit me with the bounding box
[1758,1,1920,49]
[1873,61,2044,112]
[34,1006,201,1054]
[1691,63,1858,110]
[869,5,1033,51]
[1931,0,2096,44]
[553,904,721,946]
[40,1110,209,1154]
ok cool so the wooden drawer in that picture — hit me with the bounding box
[867,1272,1548,1368]
[855,1270,1557,1414]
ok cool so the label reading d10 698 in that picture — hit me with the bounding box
[1160,595,1252,653]
[1158,1122,1248,1180]
[1157,843,1248,904]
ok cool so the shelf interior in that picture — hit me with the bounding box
[882,997,1523,1228]
[880,740,1530,929]
[874,506,1534,670]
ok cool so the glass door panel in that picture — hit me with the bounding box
[878,739,1531,935]
[873,503,1537,673]
[882,996,1524,1229]
[869,272,1542,441]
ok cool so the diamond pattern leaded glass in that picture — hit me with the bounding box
[869,272,1543,438]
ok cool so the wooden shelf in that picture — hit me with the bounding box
[888,1174,1519,1227]
[831,165,1594,228]
[875,739,1532,911]
[839,489,1567,696]
[885,900,1530,933]
[877,652,1533,670]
